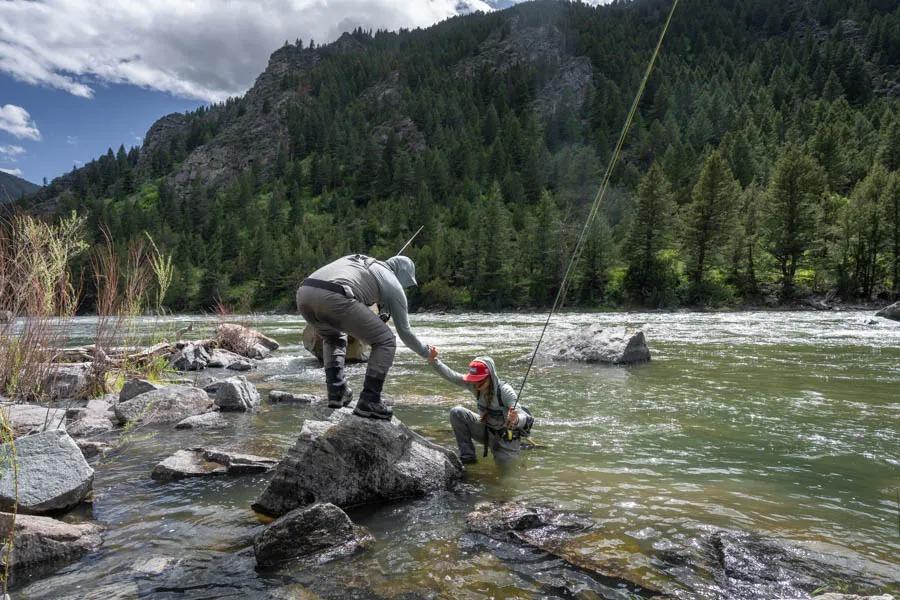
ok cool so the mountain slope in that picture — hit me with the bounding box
[0,171,40,203]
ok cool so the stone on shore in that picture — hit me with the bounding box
[301,324,369,364]
[1,404,67,438]
[268,390,319,404]
[119,378,161,402]
[0,430,94,514]
[151,447,276,481]
[542,326,650,364]
[41,363,90,400]
[66,416,114,438]
[169,342,211,371]
[216,323,279,359]
[875,301,900,322]
[174,411,226,429]
[252,408,462,517]
[214,376,260,412]
[254,502,373,568]
[0,512,103,577]
[114,385,213,426]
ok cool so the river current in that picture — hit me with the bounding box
[16,310,900,599]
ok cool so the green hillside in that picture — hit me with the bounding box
[0,171,40,203]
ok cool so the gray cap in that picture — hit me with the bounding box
[386,256,417,287]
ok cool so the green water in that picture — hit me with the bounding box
[16,310,900,599]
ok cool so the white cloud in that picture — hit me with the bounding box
[0,0,494,102]
[0,167,24,177]
[66,135,78,145]
[0,104,41,140]
[0,144,25,160]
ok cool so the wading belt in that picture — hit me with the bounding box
[483,425,519,457]
[301,278,351,297]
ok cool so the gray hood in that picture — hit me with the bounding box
[386,256,417,287]
[473,355,500,399]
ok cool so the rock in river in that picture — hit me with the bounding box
[119,378,161,402]
[0,429,93,514]
[268,390,318,404]
[114,385,213,426]
[151,447,276,481]
[302,324,369,364]
[542,325,650,364]
[174,411,226,429]
[0,512,103,578]
[252,408,462,517]
[216,323,279,359]
[254,502,373,568]
[0,404,67,438]
[214,376,260,412]
[875,301,900,322]
[168,342,211,371]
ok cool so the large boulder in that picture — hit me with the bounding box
[0,512,103,578]
[0,430,93,514]
[216,323,279,359]
[542,326,650,364]
[254,502,373,568]
[41,363,90,400]
[113,385,213,426]
[0,404,67,438]
[168,343,210,371]
[252,408,462,517]
[301,324,369,364]
[214,376,260,412]
[119,378,161,402]
[151,447,276,481]
[875,301,900,322]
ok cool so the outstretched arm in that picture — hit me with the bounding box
[427,346,472,389]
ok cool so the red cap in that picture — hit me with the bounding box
[463,360,490,383]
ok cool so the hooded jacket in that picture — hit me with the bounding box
[431,355,530,431]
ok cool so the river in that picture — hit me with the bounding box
[15,310,900,599]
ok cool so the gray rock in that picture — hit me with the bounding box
[114,385,213,425]
[41,363,90,400]
[0,512,103,576]
[252,408,462,517]
[254,502,373,568]
[302,324,369,364]
[67,416,114,438]
[214,376,260,412]
[227,359,253,371]
[174,411,226,429]
[76,440,113,460]
[132,555,177,576]
[0,430,94,514]
[216,323,279,359]
[0,404,67,438]
[118,378,161,402]
[168,343,210,371]
[268,390,318,404]
[543,326,650,364]
[206,348,244,369]
[875,301,900,322]
[151,447,276,481]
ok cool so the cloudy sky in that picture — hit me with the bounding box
[0,0,524,184]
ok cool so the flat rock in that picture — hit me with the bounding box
[132,555,177,576]
[114,385,213,425]
[227,359,253,371]
[206,348,245,369]
[168,343,210,371]
[1,404,67,438]
[302,324,369,364]
[542,325,650,364]
[119,378,161,402]
[0,430,94,514]
[214,376,260,412]
[174,411,226,429]
[151,447,276,481]
[216,323,279,359]
[254,502,373,568]
[252,408,462,517]
[0,512,102,577]
[41,363,90,400]
[66,416,114,438]
[875,301,900,322]
[268,390,319,404]
[76,440,113,460]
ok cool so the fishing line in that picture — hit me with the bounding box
[512,0,679,409]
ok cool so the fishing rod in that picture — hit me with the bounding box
[509,0,680,415]
[396,225,424,256]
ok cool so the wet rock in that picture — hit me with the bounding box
[41,363,90,400]
[254,502,373,568]
[66,415,114,438]
[543,326,650,364]
[1,404,67,438]
[76,440,113,459]
[875,301,900,322]
[151,447,276,481]
[0,430,93,514]
[119,378,161,402]
[268,390,318,404]
[465,501,594,538]
[252,408,462,517]
[228,359,252,371]
[206,348,244,369]
[0,512,103,577]
[169,342,210,371]
[302,324,369,364]
[216,323,279,359]
[132,555,177,576]
[174,411,226,429]
[214,376,260,412]
[114,385,213,426]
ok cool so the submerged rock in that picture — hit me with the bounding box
[169,342,211,371]
[151,447,276,481]
[76,440,113,460]
[0,404,67,438]
[174,411,226,429]
[119,378,161,402]
[216,323,279,359]
[0,512,103,577]
[114,385,213,426]
[214,376,260,412]
[252,408,462,517]
[254,502,373,568]
[301,325,369,364]
[875,301,900,322]
[0,430,93,514]
[268,390,319,404]
[543,325,650,364]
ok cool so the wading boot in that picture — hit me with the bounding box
[324,366,352,409]
[352,375,392,420]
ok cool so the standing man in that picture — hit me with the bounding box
[296,254,429,419]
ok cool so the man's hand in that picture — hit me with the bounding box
[505,409,519,429]
[427,345,439,363]
[479,412,488,424]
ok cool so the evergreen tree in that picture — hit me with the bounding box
[624,163,676,306]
